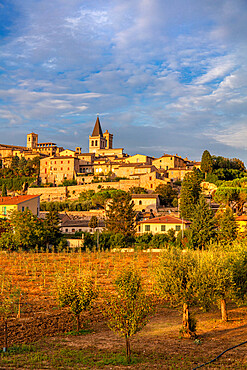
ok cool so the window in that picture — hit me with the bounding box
[175,225,181,231]
[161,225,166,231]
[61,168,63,170]
[91,140,94,146]
[95,140,98,146]
[65,229,68,233]
[150,184,153,188]
[22,206,25,212]
[61,161,63,164]
[68,167,70,170]
[149,177,152,181]
[145,225,150,232]
[139,200,142,205]
[72,229,75,232]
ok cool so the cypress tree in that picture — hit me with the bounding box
[1,183,7,197]
[190,195,216,249]
[179,169,202,221]
[201,150,213,177]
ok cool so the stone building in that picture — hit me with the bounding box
[153,154,186,170]
[89,116,125,157]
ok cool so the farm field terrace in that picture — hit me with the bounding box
[0,249,247,369]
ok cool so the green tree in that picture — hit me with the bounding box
[102,268,155,363]
[231,250,247,305]
[157,250,200,338]
[201,150,213,177]
[154,184,178,206]
[4,210,45,250]
[179,169,202,221]
[44,205,63,248]
[129,186,148,194]
[88,216,98,230]
[190,195,216,249]
[106,192,136,237]
[216,207,238,245]
[1,183,7,197]
[57,275,98,331]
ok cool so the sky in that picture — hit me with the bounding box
[0,0,247,164]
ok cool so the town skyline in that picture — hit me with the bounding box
[0,1,247,163]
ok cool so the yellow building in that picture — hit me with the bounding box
[124,154,154,165]
[132,194,160,212]
[0,195,40,219]
[40,156,80,185]
[138,215,191,235]
[235,215,247,232]
[153,154,186,170]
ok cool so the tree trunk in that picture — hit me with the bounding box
[182,303,195,338]
[3,320,7,352]
[125,335,131,363]
[17,294,21,318]
[221,298,228,322]
[76,314,80,332]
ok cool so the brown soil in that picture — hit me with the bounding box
[1,302,247,369]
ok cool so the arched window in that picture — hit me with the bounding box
[91,140,94,146]
[139,200,142,205]
[95,140,98,146]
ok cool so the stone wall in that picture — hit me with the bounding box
[28,176,169,202]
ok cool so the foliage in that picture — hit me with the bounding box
[106,192,136,237]
[231,250,247,305]
[179,169,202,221]
[91,189,125,209]
[216,207,238,244]
[154,184,178,207]
[212,156,245,171]
[214,178,247,213]
[190,195,216,249]
[88,216,98,230]
[1,183,7,197]
[56,274,98,331]
[129,187,148,194]
[78,190,95,202]
[0,208,66,251]
[201,150,213,175]
[44,205,64,247]
[61,179,77,186]
[102,268,155,362]
[156,249,216,337]
[40,199,94,212]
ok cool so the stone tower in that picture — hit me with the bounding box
[89,116,114,154]
[27,133,38,149]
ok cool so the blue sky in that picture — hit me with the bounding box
[0,0,247,163]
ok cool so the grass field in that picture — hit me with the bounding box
[0,250,247,369]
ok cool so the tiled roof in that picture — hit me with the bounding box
[236,215,247,221]
[139,215,191,224]
[0,195,40,205]
[92,117,103,137]
[132,194,159,199]
[61,219,105,227]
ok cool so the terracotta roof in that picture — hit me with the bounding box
[92,116,103,137]
[0,195,40,205]
[61,219,105,227]
[132,194,159,199]
[236,215,247,221]
[139,215,191,224]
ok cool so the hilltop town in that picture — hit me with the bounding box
[0,116,200,195]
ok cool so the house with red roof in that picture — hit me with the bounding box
[0,195,40,219]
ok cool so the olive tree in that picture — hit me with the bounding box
[102,268,155,363]
[56,274,98,331]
